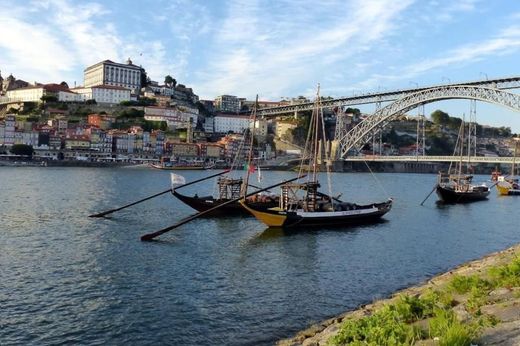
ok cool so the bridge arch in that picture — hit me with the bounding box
[338,85,520,158]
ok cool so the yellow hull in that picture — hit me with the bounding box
[239,201,287,227]
[496,183,511,196]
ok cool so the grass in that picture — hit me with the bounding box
[329,254,520,345]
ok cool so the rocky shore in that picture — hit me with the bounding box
[278,244,520,346]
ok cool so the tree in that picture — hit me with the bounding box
[431,110,450,125]
[41,95,58,103]
[164,75,177,88]
[140,68,150,87]
[10,144,34,157]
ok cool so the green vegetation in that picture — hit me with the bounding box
[330,255,520,346]
[164,75,177,88]
[120,97,157,107]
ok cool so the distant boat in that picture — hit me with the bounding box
[436,119,489,203]
[150,157,213,170]
[240,85,392,228]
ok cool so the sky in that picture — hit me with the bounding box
[1,0,520,130]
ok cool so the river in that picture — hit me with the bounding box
[1,166,519,345]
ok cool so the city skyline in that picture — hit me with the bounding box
[1,0,520,130]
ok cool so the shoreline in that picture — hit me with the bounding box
[278,243,520,345]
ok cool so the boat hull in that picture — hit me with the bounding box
[240,200,392,228]
[172,190,278,216]
[496,182,520,196]
[436,185,489,203]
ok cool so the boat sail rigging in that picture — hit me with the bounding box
[240,84,392,228]
[436,117,490,203]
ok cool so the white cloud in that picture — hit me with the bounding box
[194,0,415,99]
[357,24,520,90]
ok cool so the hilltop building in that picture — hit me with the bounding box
[83,59,142,94]
[0,71,29,94]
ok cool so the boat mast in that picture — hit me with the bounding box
[311,84,321,183]
[242,95,258,196]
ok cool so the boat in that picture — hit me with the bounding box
[240,85,393,228]
[495,138,520,196]
[150,157,211,170]
[171,96,279,216]
[172,176,278,216]
[436,118,490,203]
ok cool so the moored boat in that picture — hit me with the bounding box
[240,85,392,228]
[495,137,520,196]
[435,118,489,203]
[172,176,278,216]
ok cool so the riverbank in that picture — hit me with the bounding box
[279,243,520,346]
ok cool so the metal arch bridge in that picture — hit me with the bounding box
[256,76,520,117]
[338,85,520,159]
[343,155,519,164]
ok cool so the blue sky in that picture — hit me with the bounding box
[1,0,520,130]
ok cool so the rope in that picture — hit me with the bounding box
[363,160,391,199]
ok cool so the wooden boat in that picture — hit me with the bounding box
[436,173,490,203]
[240,85,392,228]
[241,182,392,227]
[495,138,520,196]
[172,176,278,216]
[435,119,489,203]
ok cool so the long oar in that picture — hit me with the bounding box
[140,176,303,241]
[420,184,438,206]
[89,170,230,218]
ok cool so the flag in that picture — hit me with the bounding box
[170,173,186,188]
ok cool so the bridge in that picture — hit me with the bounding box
[257,76,520,117]
[343,155,518,164]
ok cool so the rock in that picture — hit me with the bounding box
[478,320,520,345]
[453,305,471,323]
[481,299,520,323]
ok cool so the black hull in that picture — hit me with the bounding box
[172,191,277,216]
[436,185,489,203]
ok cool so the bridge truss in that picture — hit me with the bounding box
[338,85,520,159]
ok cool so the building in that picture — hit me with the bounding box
[164,142,199,158]
[6,83,72,103]
[0,72,29,93]
[84,59,142,94]
[275,120,297,138]
[214,114,251,133]
[214,95,240,113]
[71,85,131,104]
[88,114,115,130]
[144,106,198,129]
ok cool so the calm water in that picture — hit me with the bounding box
[1,166,519,345]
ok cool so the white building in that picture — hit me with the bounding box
[71,85,131,104]
[6,84,75,103]
[144,106,198,129]
[84,59,142,94]
[214,115,251,133]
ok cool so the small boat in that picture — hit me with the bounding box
[240,85,392,228]
[495,138,520,196]
[435,118,489,203]
[150,157,211,170]
[172,176,278,216]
